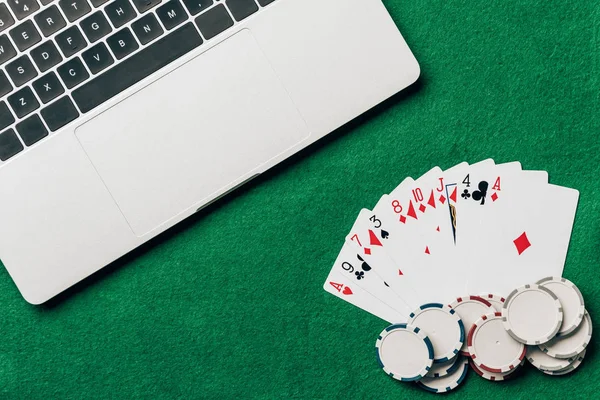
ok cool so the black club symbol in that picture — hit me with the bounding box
[355,271,365,280]
[461,190,471,199]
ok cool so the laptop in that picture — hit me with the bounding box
[0,0,419,304]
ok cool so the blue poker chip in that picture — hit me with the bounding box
[409,303,465,363]
[416,356,469,393]
[375,323,434,382]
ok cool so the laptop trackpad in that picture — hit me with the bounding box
[76,30,310,236]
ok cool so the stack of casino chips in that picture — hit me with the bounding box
[374,276,591,393]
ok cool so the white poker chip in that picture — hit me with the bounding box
[408,303,465,363]
[502,284,563,345]
[479,293,505,312]
[425,356,458,378]
[375,323,434,381]
[542,349,587,376]
[470,358,524,381]
[416,357,469,393]
[468,311,526,373]
[539,310,592,359]
[526,345,576,372]
[449,295,494,356]
[536,276,585,336]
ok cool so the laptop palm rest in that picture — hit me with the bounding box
[76,30,310,236]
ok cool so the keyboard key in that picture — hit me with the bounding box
[0,34,17,65]
[56,26,87,58]
[90,0,110,6]
[105,0,137,29]
[30,41,63,72]
[0,101,15,131]
[257,0,274,5]
[226,0,258,21]
[182,0,212,15]
[131,0,162,14]
[82,42,114,74]
[41,96,79,131]
[0,71,12,97]
[0,4,16,33]
[0,128,23,161]
[80,11,112,43]
[7,0,40,21]
[9,20,42,52]
[34,5,67,37]
[73,23,202,113]
[33,72,65,103]
[131,13,163,45]
[194,4,233,40]
[8,86,39,118]
[57,57,89,88]
[156,0,187,30]
[107,28,138,59]
[16,114,48,145]
[6,55,38,86]
[40,0,55,5]
[59,0,92,23]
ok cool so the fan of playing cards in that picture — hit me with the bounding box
[323,160,586,392]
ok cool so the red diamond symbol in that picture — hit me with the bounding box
[491,192,498,202]
[419,204,427,213]
[424,246,430,255]
[398,269,403,276]
[513,232,531,255]
[439,195,446,204]
[364,248,371,255]
[399,215,406,224]
[436,226,440,232]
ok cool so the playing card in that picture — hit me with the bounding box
[462,180,579,295]
[327,240,412,318]
[345,209,424,309]
[323,159,578,322]
[368,168,448,301]
[323,266,405,323]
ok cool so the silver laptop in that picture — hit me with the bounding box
[0,0,419,304]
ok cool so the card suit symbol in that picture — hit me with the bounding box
[399,215,407,224]
[381,230,389,239]
[369,230,383,247]
[436,226,440,232]
[407,201,418,220]
[513,232,531,255]
[355,271,365,280]
[472,181,489,205]
[424,246,430,255]
[419,204,427,213]
[461,189,471,200]
[398,269,403,276]
[356,255,371,271]
[342,286,353,295]
[439,195,446,204]
[449,187,458,202]
[491,192,498,202]
[427,190,436,208]
[364,248,371,255]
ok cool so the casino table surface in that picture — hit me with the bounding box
[1,1,598,398]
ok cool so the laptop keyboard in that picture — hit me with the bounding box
[0,0,276,161]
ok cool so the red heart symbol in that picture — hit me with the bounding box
[342,286,353,295]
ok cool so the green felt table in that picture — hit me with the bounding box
[1,1,599,398]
